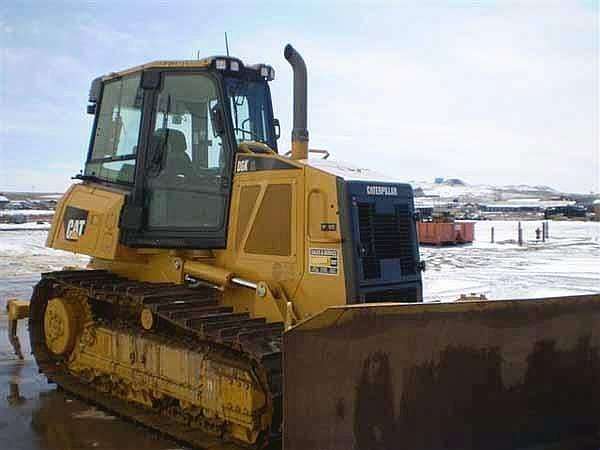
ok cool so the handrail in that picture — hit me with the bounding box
[284,148,330,159]
[238,141,276,155]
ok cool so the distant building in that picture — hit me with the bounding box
[27,199,57,210]
[5,200,32,210]
[0,195,8,209]
[480,198,576,215]
[545,205,587,219]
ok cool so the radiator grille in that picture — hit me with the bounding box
[357,203,416,280]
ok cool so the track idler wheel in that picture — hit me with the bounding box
[43,297,82,356]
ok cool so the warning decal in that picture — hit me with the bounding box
[309,248,339,275]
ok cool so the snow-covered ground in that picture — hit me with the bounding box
[0,230,88,307]
[410,179,564,204]
[38,194,63,199]
[413,180,497,200]
[0,221,598,308]
[422,220,600,301]
[0,222,52,230]
[0,209,55,216]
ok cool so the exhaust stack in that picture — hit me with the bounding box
[284,44,309,160]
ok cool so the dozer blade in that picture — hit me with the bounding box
[283,294,600,450]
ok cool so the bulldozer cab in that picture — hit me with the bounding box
[82,58,277,248]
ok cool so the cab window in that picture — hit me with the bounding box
[225,77,274,147]
[146,73,228,229]
[85,75,142,183]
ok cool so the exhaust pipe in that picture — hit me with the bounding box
[284,44,309,160]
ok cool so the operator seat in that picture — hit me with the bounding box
[153,128,195,181]
[147,128,204,228]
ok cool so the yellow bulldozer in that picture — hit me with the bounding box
[7,44,600,449]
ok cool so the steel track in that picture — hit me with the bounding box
[29,269,283,450]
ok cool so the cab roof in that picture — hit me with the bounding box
[102,56,274,81]
[102,58,213,81]
[90,56,275,105]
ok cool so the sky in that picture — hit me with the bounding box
[0,0,598,194]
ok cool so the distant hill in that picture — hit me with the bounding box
[410,179,585,204]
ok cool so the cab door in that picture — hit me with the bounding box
[122,71,235,249]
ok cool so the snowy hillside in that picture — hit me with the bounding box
[411,178,562,203]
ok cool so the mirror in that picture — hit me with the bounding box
[210,104,225,136]
[273,118,281,140]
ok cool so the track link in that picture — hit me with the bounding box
[29,269,283,449]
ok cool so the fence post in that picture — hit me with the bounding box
[491,226,495,243]
[518,222,523,246]
[542,222,546,242]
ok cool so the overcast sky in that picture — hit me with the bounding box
[0,0,598,193]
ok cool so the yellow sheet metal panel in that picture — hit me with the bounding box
[47,183,127,260]
[290,165,347,319]
[217,155,349,322]
[91,252,184,284]
[244,184,293,256]
[235,185,261,250]
[284,295,600,450]
[218,157,305,322]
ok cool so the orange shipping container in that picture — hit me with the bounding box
[418,221,474,245]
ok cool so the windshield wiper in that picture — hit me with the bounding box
[147,94,172,173]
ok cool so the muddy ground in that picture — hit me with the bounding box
[0,312,187,450]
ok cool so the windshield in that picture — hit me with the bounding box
[225,77,275,149]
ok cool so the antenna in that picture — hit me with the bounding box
[225,32,230,57]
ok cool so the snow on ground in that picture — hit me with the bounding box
[0,222,51,230]
[415,181,497,200]
[0,230,88,307]
[410,179,562,203]
[38,194,63,199]
[0,209,55,216]
[422,220,600,301]
[0,221,598,308]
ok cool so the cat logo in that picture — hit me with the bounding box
[63,206,88,241]
[66,219,86,241]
